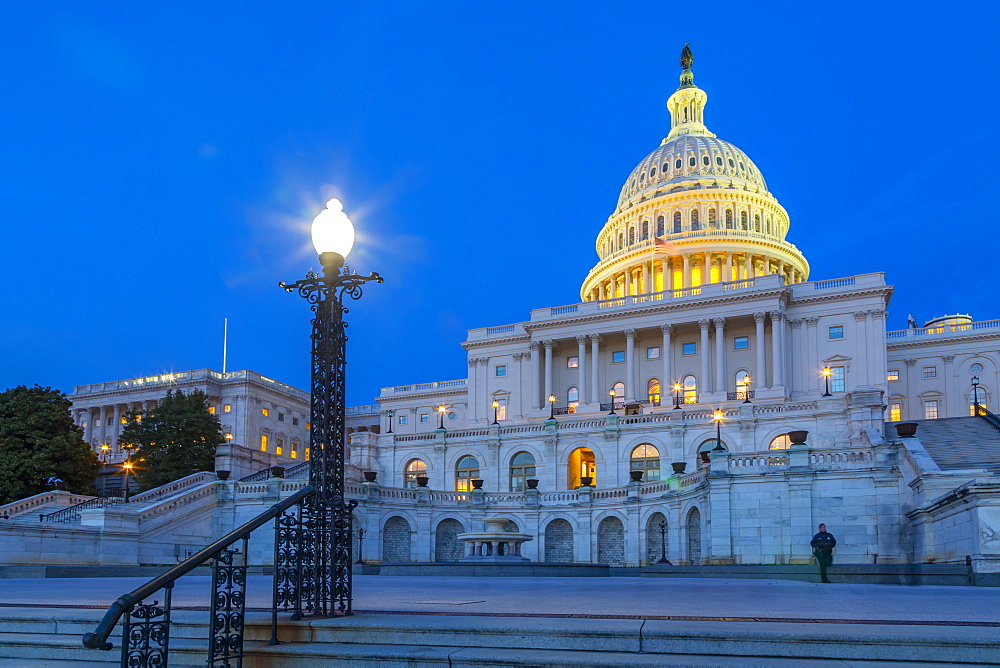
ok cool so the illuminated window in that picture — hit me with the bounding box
[495,365,507,377]
[398,414,407,424]
[828,326,844,340]
[120,416,128,424]
[888,370,900,381]
[306,422,311,430]
[682,342,697,356]
[612,351,625,364]
[262,408,270,417]
[260,434,268,452]
[682,374,697,404]
[922,366,937,378]
[304,447,310,461]
[208,406,216,415]
[646,346,660,360]
[690,266,702,286]
[404,459,426,488]
[420,414,429,423]
[290,447,298,459]
[455,455,480,491]
[830,366,846,392]
[923,399,939,420]
[630,444,661,481]
[734,336,749,350]
[278,413,285,422]
[647,378,661,405]
[509,452,536,492]
[735,370,750,393]
[495,398,507,420]
[611,382,625,399]
[223,404,231,413]
[709,264,720,283]
[889,403,902,421]
[567,386,579,405]
[567,356,579,368]
[768,433,791,450]
[276,439,283,456]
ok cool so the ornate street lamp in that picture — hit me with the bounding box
[821,367,832,397]
[121,461,134,502]
[712,409,725,451]
[657,520,671,564]
[385,409,394,434]
[673,382,682,409]
[548,394,557,420]
[972,375,983,415]
[279,198,382,618]
[743,375,753,404]
[355,527,366,565]
[437,405,447,429]
[492,400,500,425]
[608,389,617,415]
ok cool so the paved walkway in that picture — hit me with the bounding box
[0,575,996,624]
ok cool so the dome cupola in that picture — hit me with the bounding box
[581,45,809,301]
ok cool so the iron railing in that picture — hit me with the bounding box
[974,404,1000,433]
[726,391,755,401]
[39,494,126,523]
[82,485,320,666]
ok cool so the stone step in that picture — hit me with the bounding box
[891,417,1000,472]
[0,609,997,666]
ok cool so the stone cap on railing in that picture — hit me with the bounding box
[0,491,96,519]
[887,318,1000,341]
[378,378,468,397]
[130,471,217,504]
[71,369,307,399]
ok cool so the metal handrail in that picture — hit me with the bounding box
[82,484,313,651]
[239,466,272,482]
[39,494,126,523]
[975,405,1000,433]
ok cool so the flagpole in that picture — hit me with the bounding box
[222,317,228,374]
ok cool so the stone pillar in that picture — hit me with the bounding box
[707,475,734,564]
[787,477,815,563]
[530,341,541,409]
[590,334,601,405]
[943,354,956,416]
[642,262,651,295]
[661,324,672,397]
[625,329,636,401]
[855,311,870,387]
[84,409,93,443]
[624,267,631,297]
[112,404,122,450]
[754,312,767,389]
[543,340,554,403]
[577,335,588,404]
[468,358,479,422]
[682,254,690,289]
[771,311,784,390]
[699,319,710,396]
[713,317,725,393]
[98,405,107,446]
[806,317,819,392]
[725,252,733,282]
[598,282,605,300]
[788,319,804,394]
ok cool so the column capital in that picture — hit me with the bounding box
[660,323,673,335]
[512,352,525,361]
[576,334,589,345]
[529,340,541,352]
[853,311,868,321]
[624,328,637,339]
[904,358,917,367]
[712,316,725,328]
[788,318,803,329]
[770,310,784,322]
[542,339,554,349]
[477,357,490,365]
[698,318,711,330]
[943,354,956,364]
[867,308,886,319]
[754,312,767,324]
[805,316,819,326]
[588,332,602,344]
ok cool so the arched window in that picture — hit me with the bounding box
[404,459,426,488]
[675,158,682,169]
[568,447,596,488]
[690,209,700,231]
[618,232,623,248]
[725,209,734,228]
[702,155,710,166]
[682,375,697,404]
[642,220,649,239]
[754,214,761,231]
[688,156,696,167]
[715,155,723,166]
[673,211,682,233]
[735,370,751,394]
[970,387,989,415]
[567,386,579,406]
[455,455,480,491]
[650,166,657,178]
[698,438,727,455]
[647,378,661,405]
[628,227,635,244]
[630,444,661,481]
[612,381,625,399]
[768,434,791,450]
[708,208,717,228]
[690,266,702,286]
[656,215,665,236]
[740,211,748,230]
[509,451,536,492]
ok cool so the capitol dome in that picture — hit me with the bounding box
[581,45,808,302]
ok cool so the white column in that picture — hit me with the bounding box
[577,335,588,404]
[468,358,479,422]
[789,319,804,393]
[805,317,819,391]
[625,329,637,401]
[725,252,733,282]
[112,404,122,450]
[624,267,631,297]
[83,409,93,443]
[714,317,726,393]
[590,334,601,405]
[543,339,554,402]
[943,354,956,417]
[754,312,767,389]
[771,311,785,389]
[699,319,710,397]
[642,263,651,294]
[682,254,690,289]
[530,341,541,409]
[661,324,672,402]
[854,311,870,387]
[98,405,107,446]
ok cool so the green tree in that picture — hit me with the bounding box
[119,389,223,491]
[0,385,100,504]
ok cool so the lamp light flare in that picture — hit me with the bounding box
[311,198,356,258]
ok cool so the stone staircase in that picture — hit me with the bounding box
[0,608,998,666]
[889,416,1000,474]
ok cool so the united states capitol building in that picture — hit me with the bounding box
[3,51,999,579]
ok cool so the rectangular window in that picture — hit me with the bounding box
[922,366,937,378]
[497,398,507,421]
[107,417,114,426]
[420,414,429,423]
[889,403,902,422]
[398,415,407,424]
[292,417,299,426]
[278,413,285,422]
[828,325,844,340]
[830,366,846,392]
[612,351,626,363]
[262,408,270,417]
[923,400,939,420]
[260,434,268,452]
[223,404,231,413]
[646,346,660,360]
[682,342,697,356]
[495,365,507,377]
[566,356,579,368]
[734,336,749,350]
[208,406,216,415]
[120,416,128,424]
[305,447,311,461]
[290,448,298,459]
[276,439,284,456]
[887,370,900,381]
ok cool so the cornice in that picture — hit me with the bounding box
[462,334,531,350]
[887,331,1000,351]
[788,286,893,308]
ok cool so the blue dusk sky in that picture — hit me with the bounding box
[1,2,998,406]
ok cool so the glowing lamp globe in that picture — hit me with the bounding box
[311,199,355,259]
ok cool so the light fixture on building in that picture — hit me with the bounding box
[608,389,617,416]
[712,409,725,452]
[492,400,500,425]
[673,382,682,409]
[822,367,832,396]
[548,394,556,420]
[437,404,447,429]
[972,375,983,415]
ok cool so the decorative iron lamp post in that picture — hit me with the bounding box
[437,405,447,429]
[548,394,556,420]
[386,409,394,434]
[821,367,832,397]
[712,409,725,451]
[673,382,682,409]
[743,375,752,404]
[279,198,382,617]
[492,400,500,425]
[657,520,671,564]
[972,375,983,415]
[608,389,617,415]
[121,461,134,502]
[355,527,366,565]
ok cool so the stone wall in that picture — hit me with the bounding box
[383,516,412,563]
[544,519,573,563]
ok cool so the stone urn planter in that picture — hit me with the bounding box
[363,471,378,483]
[416,476,429,488]
[471,479,485,489]
[629,470,644,482]
[579,476,594,487]
[269,466,285,478]
[699,451,710,464]
[53,481,67,491]
[216,470,231,481]
[670,462,687,474]
[895,423,918,438]
[526,479,539,489]
[788,430,809,446]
